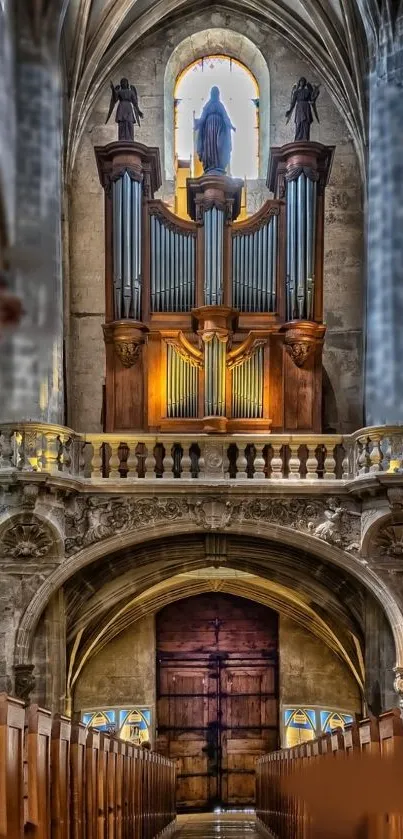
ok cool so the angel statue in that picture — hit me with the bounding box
[106,78,144,142]
[286,77,320,142]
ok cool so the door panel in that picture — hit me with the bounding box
[156,594,279,810]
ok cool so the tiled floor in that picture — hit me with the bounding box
[174,813,261,837]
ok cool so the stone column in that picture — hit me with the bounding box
[364,13,403,425]
[1,2,67,423]
[364,592,396,715]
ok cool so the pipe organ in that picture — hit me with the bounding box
[95,140,333,433]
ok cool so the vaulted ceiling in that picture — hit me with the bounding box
[60,0,372,176]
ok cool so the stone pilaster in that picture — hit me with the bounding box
[0,2,67,423]
[364,9,403,424]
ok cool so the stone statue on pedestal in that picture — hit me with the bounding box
[195,86,236,173]
[286,77,320,141]
[106,78,144,141]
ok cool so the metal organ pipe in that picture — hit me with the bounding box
[150,214,195,313]
[286,174,317,320]
[166,345,198,418]
[232,215,278,313]
[204,207,224,305]
[231,346,264,419]
[112,171,143,320]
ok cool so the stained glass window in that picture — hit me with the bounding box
[175,55,259,180]
[284,708,316,747]
[81,707,152,745]
[284,707,355,748]
[320,711,354,733]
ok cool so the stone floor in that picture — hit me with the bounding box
[174,813,261,837]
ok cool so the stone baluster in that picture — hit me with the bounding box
[162,443,174,479]
[0,428,15,470]
[180,445,192,480]
[109,441,122,479]
[323,445,336,480]
[19,428,40,471]
[368,435,382,473]
[89,438,104,478]
[389,433,403,473]
[305,445,319,480]
[126,441,138,478]
[288,443,301,480]
[253,444,266,480]
[235,446,248,480]
[60,433,72,475]
[144,444,156,480]
[342,443,351,480]
[270,442,284,479]
[357,439,370,475]
[42,430,62,474]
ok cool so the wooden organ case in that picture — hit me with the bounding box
[95,140,334,433]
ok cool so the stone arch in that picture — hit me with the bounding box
[14,518,403,668]
[163,28,270,181]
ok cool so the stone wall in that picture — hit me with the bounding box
[0,0,16,249]
[279,616,362,712]
[68,9,364,433]
[73,615,156,711]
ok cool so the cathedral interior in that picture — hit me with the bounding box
[1,0,403,832]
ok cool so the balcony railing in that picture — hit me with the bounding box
[0,424,402,482]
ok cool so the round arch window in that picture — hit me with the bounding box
[175,55,259,180]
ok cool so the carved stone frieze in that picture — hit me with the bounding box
[64,494,361,555]
[0,517,53,559]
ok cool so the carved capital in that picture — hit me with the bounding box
[103,320,148,368]
[14,664,35,703]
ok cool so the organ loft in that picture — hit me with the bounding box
[96,87,332,438]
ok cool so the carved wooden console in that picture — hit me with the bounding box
[95,140,333,433]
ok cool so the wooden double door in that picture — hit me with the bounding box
[156,593,279,811]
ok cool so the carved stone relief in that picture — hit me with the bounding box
[14,663,35,702]
[0,517,53,559]
[65,494,362,555]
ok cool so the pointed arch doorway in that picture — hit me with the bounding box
[156,593,279,811]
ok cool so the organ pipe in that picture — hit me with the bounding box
[232,216,278,312]
[203,335,226,417]
[112,172,142,320]
[204,207,224,305]
[166,344,198,418]
[286,173,317,320]
[231,346,264,419]
[150,213,196,312]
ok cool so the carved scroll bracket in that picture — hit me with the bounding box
[227,332,270,370]
[103,320,148,368]
[162,331,204,368]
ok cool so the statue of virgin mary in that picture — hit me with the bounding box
[195,86,236,174]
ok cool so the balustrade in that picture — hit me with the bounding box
[256,709,403,839]
[0,694,176,839]
[0,424,402,481]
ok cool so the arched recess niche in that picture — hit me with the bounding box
[164,28,270,182]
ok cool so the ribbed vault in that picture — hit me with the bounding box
[61,0,369,177]
[59,531,372,704]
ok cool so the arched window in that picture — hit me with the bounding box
[175,55,259,180]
